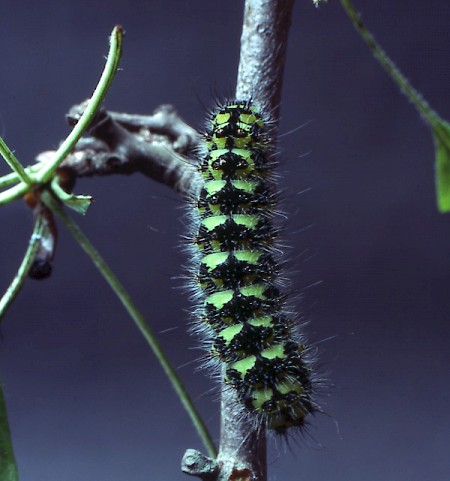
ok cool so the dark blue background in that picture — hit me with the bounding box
[1,1,449,480]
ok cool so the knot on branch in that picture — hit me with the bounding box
[181,449,219,480]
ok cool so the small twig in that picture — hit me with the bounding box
[109,105,199,152]
[0,216,48,322]
[36,26,124,184]
[47,102,202,196]
[0,137,32,185]
[0,164,41,190]
[340,0,437,126]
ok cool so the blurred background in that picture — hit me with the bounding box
[1,1,449,480]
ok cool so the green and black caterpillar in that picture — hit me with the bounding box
[190,100,316,433]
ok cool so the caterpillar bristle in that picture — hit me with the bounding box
[188,99,317,434]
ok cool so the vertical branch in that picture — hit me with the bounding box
[216,1,295,480]
[218,382,266,481]
[236,0,295,121]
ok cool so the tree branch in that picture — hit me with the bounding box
[236,0,295,121]
[39,101,201,197]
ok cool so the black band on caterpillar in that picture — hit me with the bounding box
[190,100,316,433]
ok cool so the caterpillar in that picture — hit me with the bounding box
[190,100,316,433]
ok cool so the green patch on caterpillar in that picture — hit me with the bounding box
[189,99,318,434]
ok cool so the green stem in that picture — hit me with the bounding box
[0,165,42,190]
[0,217,46,321]
[41,191,217,458]
[0,137,32,184]
[36,26,124,184]
[341,0,450,213]
[0,182,28,206]
[0,382,18,481]
[340,0,440,128]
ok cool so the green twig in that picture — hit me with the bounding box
[340,0,450,212]
[0,137,31,185]
[0,217,46,321]
[40,191,217,458]
[0,165,41,190]
[36,26,124,184]
[0,383,18,481]
[340,0,438,125]
[0,182,28,206]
